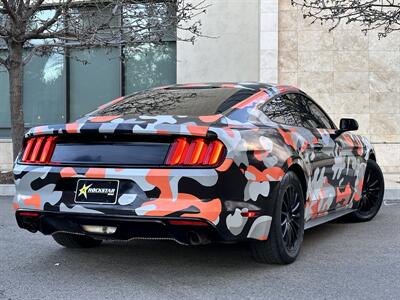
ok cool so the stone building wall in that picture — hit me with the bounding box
[177,0,260,83]
[1,0,399,174]
[0,140,12,171]
[278,0,400,173]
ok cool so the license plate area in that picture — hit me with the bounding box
[74,179,119,204]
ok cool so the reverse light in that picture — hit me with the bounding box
[165,137,226,166]
[21,136,57,164]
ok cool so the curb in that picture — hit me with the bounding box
[0,184,399,199]
[0,184,15,197]
[385,188,400,201]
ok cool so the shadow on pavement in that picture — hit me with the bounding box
[25,219,352,277]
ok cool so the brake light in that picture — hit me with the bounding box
[39,136,57,163]
[166,137,226,166]
[21,138,35,162]
[29,137,45,162]
[21,136,57,164]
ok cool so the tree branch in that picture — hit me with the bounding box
[0,26,8,36]
[0,0,18,22]
[293,0,400,37]
[24,0,45,19]
[0,56,7,67]
[23,2,67,40]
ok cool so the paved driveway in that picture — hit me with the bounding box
[1,196,399,300]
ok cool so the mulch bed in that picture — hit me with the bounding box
[0,171,13,184]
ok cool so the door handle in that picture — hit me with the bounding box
[313,142,324,151]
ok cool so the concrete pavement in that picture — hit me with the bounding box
[0,196,399,300]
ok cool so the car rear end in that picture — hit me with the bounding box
[14,85,279,246]
[13,122,235,245]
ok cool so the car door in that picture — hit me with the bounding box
[332,126,366,207]
[263,93,338,217]
[262,93,355,217]
[293,94,358,215]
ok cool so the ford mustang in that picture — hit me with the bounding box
[13,82,384,264]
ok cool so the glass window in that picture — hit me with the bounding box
[306,96,335,129]
[124,42,176,94]
[263,94,299,127]
[290,94,333,129]
[23,53,66,126]
[93,88,245,116]
[264,93,334,129]
[289,94,319,128]
[69,47,121,120]
[0,61,10,127]
[217,89,258,113]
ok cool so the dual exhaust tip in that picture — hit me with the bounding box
[82,225,117,235]
[17,212,212,245]
[187,231,210,246]
[82,226,210,246]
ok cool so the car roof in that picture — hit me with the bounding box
[89,82,307,118]
[158,82,305,96]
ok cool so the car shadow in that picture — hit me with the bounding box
[27,220,356,278]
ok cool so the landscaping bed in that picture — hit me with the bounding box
[0,171,13,184]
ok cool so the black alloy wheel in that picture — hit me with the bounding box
[349,159,384,222]
[250,171,305,264]
[281,185,302,252]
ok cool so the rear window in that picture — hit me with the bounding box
[91,88,257,116]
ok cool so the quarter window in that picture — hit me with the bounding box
[263,93,334,129]
[262,94,299,127]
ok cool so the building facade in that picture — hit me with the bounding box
[1,0,399,173]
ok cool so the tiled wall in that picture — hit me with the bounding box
[0,140,12,171]
[260,0,278,83]
[178,0,260,83]
[278,0,400,173]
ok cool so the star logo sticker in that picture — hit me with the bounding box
[78,183,92,199]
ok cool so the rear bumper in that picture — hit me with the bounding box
[16,210,229,245]
[14,163,278,242]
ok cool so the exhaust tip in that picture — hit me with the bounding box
[187,231,210,246]
[82,225,117,234]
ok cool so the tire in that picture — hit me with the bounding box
[348,159,384,222]
[52,232,103,248]
[250,171,305,264]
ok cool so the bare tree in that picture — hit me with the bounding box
[0,0,207,159]
[292,0,400,37]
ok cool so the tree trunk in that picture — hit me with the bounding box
[8,42,25,161]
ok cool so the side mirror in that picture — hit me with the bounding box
[339,118,359,132]
[331,118,359,139]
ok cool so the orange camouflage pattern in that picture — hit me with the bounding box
[13,82,375,241]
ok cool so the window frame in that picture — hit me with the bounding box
[261,91,337,130]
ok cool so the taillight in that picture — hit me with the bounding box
[165,137,226,166]
[21,136,57,164]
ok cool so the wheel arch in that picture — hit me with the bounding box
[368,151,376,161]
[287,163,308,201]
